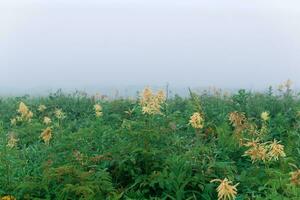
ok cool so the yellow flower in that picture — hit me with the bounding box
[7,133,18,149]
[43,117,52,125]
[243,138,260,148]
[40,127,52,145]
[290,169,300,186]
[139,87,165,115]
[267,139,286,161]
[243,140,268,163]
[94,104,103,117]
[27,111,33,119]
[189,112,204,129]
[38,104,47,112]
[16,116,22,122]
[18,102,29,116]
[211,178,239,200]
[261,111,270,121]
[94,104,102,112]
[17,102,33,121]
[228,112,246,128]
[1,195,16,200]
[95,111,102,117]
[54,109,65,119]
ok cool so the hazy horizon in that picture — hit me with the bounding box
[1,0,300,93]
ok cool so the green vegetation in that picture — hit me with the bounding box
[1,84,300,200]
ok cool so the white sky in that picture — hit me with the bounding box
[1,0,300,90]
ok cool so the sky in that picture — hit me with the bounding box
[1,0,300,93]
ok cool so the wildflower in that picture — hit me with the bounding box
[189,112,204,129]
[261,111,270,121]
[243,138,260,148]
[18,102,29,116]
[211,178,239,200]
[267,139,286,161]
[17,102,33,121]
[156,90,166,103]
[43,116,52,125]
[7,133,18,149]
[16,116,22,122]
[38,104,47,112]
[40,127,52,145]
[139,87,165,115]
[94,103,103,117]
[243,140,268,163]
[228,111,248,143]
[10,118,17,126]
[54,109,65,119]
[228,112,246,128]
[290,169,300,186]
[27,111,33,119]
[1,195,16,200]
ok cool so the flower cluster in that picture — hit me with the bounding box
[290,169,300,186]
[40,127,52,145]
[267,139,286,160]
[228,111,248,143]
[139,87,165,115]
[243,139,268,162]
[229,111,246,128]
[189,112,204,129]
[94,103,103,117]
[43,116,52,125]
[243,139,285,162]
[1,195,16,200]
[38,104,47,112]
[11,102,33,123]
[55,109,65,119]
[261,111,270,121]
[211,178,239,200]
[18,102,33,120]
[7,133,18,149]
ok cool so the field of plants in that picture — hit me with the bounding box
[1,82,300,200]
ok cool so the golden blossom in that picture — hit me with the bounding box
[290,169,300,186]
[261,111,270,121]
[43,116,52,125]
[189,112,204,129]
[139,87,165,115]
[1,195,16,200]
[267,139,286,161]
[38,104,47,112]
[94,104,103,117]
[229,111,246,128]
[54,109,65,119]
[40,127,52,145]
[17,102,33,121]
[7,133,18,149]
[243,140,268,163]
[211,178,239,200]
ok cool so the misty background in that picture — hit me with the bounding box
[1,0,300,96]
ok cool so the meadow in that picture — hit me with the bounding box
[1,82,300,200]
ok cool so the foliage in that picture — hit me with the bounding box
[0,86,300,199]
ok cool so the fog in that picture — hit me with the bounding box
[1,0,300,94]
